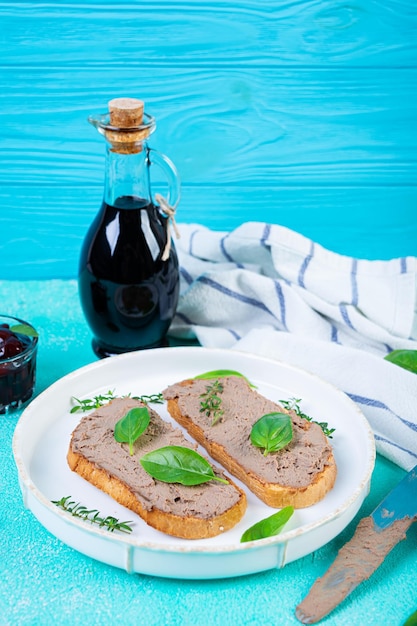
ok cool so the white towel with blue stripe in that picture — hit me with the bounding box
[171,221,417,471]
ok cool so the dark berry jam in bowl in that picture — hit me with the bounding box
[0,315,38,415]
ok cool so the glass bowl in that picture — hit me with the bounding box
[0,314,38,414]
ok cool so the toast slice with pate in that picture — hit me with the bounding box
[67,397,246,539]
[163,376,337,508]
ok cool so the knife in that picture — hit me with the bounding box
[296,465,417,624]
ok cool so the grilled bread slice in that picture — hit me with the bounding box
[67,397,246,539]
[163,376,337,508]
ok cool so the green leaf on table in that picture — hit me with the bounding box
[240,506,294,543]
[403,609,417,626]
[140,445,228,485]
[250,412,293,456]
[384,350,417,374]
[114,407,150,455]
[194,369,256,387]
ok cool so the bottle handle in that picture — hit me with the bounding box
[148,148,181,210]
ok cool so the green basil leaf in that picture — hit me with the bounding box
[384,349,417,374]
[10,323,38,338]
[140,445,228,485]
[240,506,294,543]
[250,412,293,455]
[403,609,417,626]
[194,369,256,388]
[114,407,150,455]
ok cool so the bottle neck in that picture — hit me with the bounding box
[104,143,152,207]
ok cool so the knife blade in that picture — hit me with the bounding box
[295,465,417,624]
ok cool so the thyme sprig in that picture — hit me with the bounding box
[51,496,133,534]
[70,390,164,413]
[70,390,117,412]
[134,393,164,405]
[200,379,224,426]
[280,397,335,438]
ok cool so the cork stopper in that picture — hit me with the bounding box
[106,97,150,153]
[108,97,144,127]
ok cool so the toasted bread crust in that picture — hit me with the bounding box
[166,380,337,509]
[67,400,246,540]
[67,446,246,539]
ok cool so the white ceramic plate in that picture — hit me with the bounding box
[13,347,375,579]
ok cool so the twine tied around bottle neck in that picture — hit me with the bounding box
[155,193,181,261]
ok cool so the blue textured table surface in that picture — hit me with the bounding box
[0,279,416,626]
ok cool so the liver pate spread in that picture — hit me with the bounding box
[163,376,333,488]
[296,515,415,622]
[70,397,241,519]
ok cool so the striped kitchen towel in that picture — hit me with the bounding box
[171,221,417,470]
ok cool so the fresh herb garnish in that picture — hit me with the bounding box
[140,445,228,485]
[70,390,117,412]
[114,407,150,455]
[240,506,294,543]
[280,397,335,438]
[51,496,133,533]
[137,393,164,404]
[250,412,293,456]
[200,379,224,425]
[10,323,38,338]
[70,391,164,413]
[384,349,417,374]
[194,369,256,387]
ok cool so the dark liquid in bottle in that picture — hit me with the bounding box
[79,195,179,357]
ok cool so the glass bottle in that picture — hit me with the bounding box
[79,97,180,358]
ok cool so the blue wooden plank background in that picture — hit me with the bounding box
[0,0,416,280]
